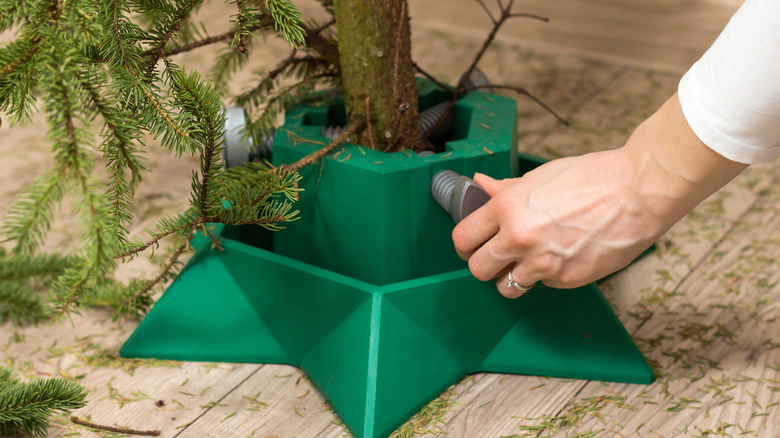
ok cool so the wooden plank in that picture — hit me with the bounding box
[426,63,780,437]
[63,363,262,437]
[604,161,776,334]
[3,1,765,437]
[547,166,780,437]
[437,374,584,437]
[175,364,347,438]
[409,26,625,137]
[410,0,742,73]
[523,67,679,159]
[0,311,262,438]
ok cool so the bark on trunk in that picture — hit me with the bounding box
[332,0,428,152]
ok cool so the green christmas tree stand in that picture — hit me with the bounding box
[120,82,654,438]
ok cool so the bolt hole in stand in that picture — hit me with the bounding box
[121,74,655,438]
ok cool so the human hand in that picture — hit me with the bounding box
[452,94,747,298]
[452,149,660,296]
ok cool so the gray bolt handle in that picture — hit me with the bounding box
[431,169,491,224]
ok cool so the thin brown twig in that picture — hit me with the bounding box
[303,21,340,72]
[475,0,496,23]
[508,13,549,21]
[71,417,160,436]
[202,216,292,226]
[457,1,542,93]
[279,118,366,174]
[465,84,569,126]
[116,222,191,260]
[154,19,274,57]
[0,42,40,77]
[119,225,197,309]
[425,1,550,138]
[200,223,223,251]
[147,0,200,65]
[312,18,336,35]
[412,62,452,93]
[267,48,299,80]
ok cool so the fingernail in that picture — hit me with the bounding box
[474,172,494,181]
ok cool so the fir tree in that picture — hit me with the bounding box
[0,0,310,317]
[0,0,560,320]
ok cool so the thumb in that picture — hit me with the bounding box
[473,172,515,196]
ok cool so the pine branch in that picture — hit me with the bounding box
[265,0,305,47]
[104,0,144,73]
[0,8,53,125]
[2,169,66,255]
[0,252,73,325]
[116,214,200,265]
[235,0,250,53]
[162,59,225,217]
[62,0,101,48]
[0,283,47,326]
[0,252,74,282]
[116,220,193,259]
[204,215,295,227]
[117,225,195,316]
[2,0,309,322]
[102,0,195,156]
[0,38,40,78]
[160,19,274,57]
[0,374,87,437]
[146,0,203,63]
[36,35,118,318]
[82,72,148,239]
[0,0,36,32]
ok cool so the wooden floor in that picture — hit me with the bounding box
[6,0,780,437]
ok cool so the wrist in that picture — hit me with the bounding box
[622,93,747,232]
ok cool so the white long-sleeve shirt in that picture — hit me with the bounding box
[678,0,780,164]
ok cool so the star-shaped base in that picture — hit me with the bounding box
[121,226,654,438]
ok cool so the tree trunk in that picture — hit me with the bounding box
[333,0,428,152]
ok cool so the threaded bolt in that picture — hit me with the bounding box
[430,169,491,223]
[223,106,275,169]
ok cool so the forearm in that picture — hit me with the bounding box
[453,93,750,292]
[622,93,748,233]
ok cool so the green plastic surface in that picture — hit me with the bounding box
[121,222,654,438]
[120,84,654,438]
[272,80,518,285]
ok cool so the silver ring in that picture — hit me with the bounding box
[505,268,533,292]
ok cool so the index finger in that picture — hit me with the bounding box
[451,200,499,260]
